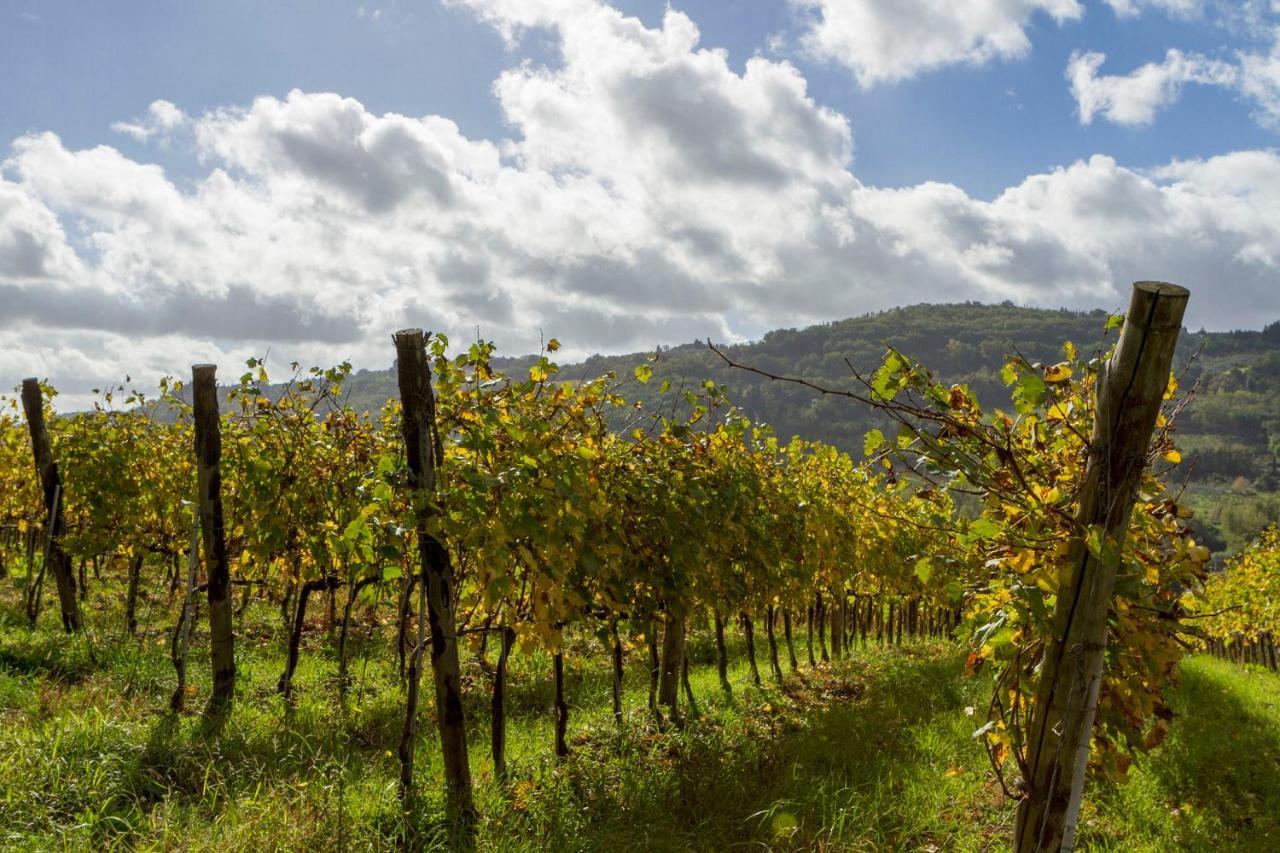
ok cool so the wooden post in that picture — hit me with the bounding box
[610,619,626,722]
[192,364,236,714]
[553,650,570,756]
[658,604,686,719]
[20,379,81,632]
[392,329,475,827]
[1014,282,1188,852]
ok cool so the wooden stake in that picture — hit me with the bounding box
[392,329,476,828]
[20,379,80,632]
[1014,282,1189,852]
[192,364,235,714]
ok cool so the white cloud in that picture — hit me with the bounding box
[1104,0,1203,19]
[1067,49,1237,125]
[110,100,189,145]
[789,0,1083,87]
[1066,18,1280,131]
[0,178,84,285]
[444,0,599,45]
[1239,27,1280,128]
[3,0,1280,406]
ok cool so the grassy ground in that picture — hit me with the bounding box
[0,582,1276,851]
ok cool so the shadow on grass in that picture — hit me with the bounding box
[0,630,97,684]
[1086,658,1280,851]
[484,646,991,852]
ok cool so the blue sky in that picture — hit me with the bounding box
[4,0,1274,196]
[3,0,1280,403]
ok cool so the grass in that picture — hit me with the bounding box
[0,578,1276,851]
[1080,655,1280,851]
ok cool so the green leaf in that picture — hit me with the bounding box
[1105,313,1125,330]
[634,364,653,384]
[863,428,885,456]
[870,352,905,401]
[968,518,1001,541]
[1084,524,1104,558]
[914,557,933,584]
[342,517,365,542]
[1012,372,1048,414]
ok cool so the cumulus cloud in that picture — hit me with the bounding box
[1068,4,1280,130]
[0,179,83,284]
[111,100,189,145]
[1067,49,1237,125]
[2,0,1280,408]
[789,0,1083,87]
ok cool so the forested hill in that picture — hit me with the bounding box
[338,301,1280,492]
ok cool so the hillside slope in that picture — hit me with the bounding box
[339,303,1279,473]
[294,301,1280,552]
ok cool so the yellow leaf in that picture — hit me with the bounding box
[1044,363,1073,383]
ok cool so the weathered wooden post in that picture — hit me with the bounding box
[658,605,687,719]
[392,329,476,828]
[1014,282,1189,852]
[192,364,236,714]
[20,378,81,632]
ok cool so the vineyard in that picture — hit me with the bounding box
[0,283,1278,851]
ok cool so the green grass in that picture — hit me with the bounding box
[1080,655,1280,851]
[0,581,1277,851]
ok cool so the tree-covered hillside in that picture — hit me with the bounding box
[321,301,1280,552]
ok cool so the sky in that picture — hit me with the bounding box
[3,0,1280,407]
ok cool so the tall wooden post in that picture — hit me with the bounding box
[392,329,476,827]
[192,364,235,713]
[20,378,81,632]
[1014,282,1189,852]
